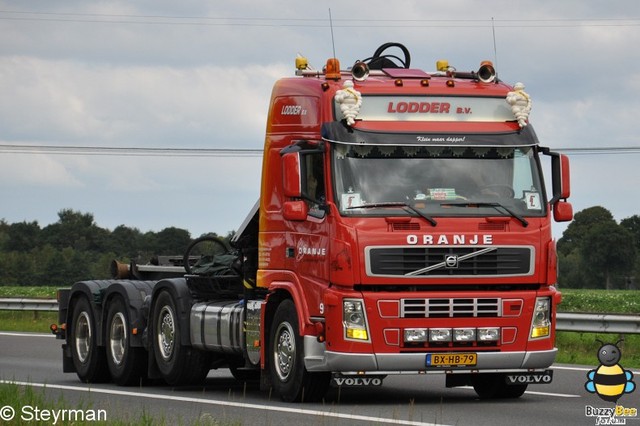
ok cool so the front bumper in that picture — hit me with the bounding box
[304,336,557,373]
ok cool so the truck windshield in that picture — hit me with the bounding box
[332,143,546,219]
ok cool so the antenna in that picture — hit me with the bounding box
[329,8,336,58]
[491,17,499,76]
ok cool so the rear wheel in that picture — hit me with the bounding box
[473,374,527,399]
[269,299,330,402]
[152,290,211,385]
[70,297,109,383]
[106,297,147,386]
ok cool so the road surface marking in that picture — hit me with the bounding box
[0,332,53,338]
[1,380,449,426]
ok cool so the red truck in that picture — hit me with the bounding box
[53,42,573,402]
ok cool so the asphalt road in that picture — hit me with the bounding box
[1,332,638,426]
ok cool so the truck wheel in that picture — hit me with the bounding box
[152,290,212,385]
[106,297,146,386]
[269,299,330,402]
[70,297,109,383]
[472,374,527,399]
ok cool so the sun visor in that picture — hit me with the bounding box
[321,121,539,147]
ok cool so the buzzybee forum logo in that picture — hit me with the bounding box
[584,339,637,425]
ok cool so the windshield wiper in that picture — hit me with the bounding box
[348,202,437,227]
[441,202,529,227]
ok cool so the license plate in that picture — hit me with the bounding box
[426,353,477,367]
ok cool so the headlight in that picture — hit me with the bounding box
[454,328,476,342]
[343,299,369,341]
[404,328,428,343]
[429,328,452,343]
[477,327,500,342]
[530,297,551,339]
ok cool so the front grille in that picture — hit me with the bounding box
[367,246,532,277]
[401,298,501,318]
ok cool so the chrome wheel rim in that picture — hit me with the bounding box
[109,312,127,365]
[157,305,175,361]
[274,322,295,381]
[74,311,91,363]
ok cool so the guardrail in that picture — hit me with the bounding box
[1,298,639,334]
[556,312,640,334]
[0,298,58,312]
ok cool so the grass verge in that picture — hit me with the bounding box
[0,286,59,299]
[0,311,58,333]
[560,289,640,313]
[555,332,640,368]
[0,381,233,425]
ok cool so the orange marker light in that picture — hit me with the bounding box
[325,58,341,80]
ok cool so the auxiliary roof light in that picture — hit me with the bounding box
[295,55,308,71]
[436,59,449,72]
[325,58,341,80]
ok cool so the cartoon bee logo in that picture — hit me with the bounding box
[585,340,636,403]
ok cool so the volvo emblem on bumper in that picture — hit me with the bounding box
[506,370,553,385]
[332,374,385,387]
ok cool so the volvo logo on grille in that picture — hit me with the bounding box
[444,255,459,269]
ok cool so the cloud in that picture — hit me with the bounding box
[0,153,83,188]
[0,56,287,148]
[1,1,639,238]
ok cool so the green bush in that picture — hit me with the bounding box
[559,289,640,314]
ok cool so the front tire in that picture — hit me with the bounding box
[152,290,211,385]
[70,297,109,383]
[473,374,527,399]
[106,297,147,386]
[269,299,330,402]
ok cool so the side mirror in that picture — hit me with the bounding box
[558,154,570,199]
[551,153,571,203]
[282,152,303,198]
[543,148,573,222]
[553,200,573,222]
[283,200,308,221]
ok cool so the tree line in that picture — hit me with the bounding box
[0,206,638,289]
[558,206,638,290]
[0,209,229,287]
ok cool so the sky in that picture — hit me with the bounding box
[1,1,639,239]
